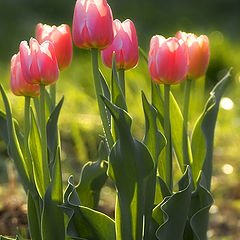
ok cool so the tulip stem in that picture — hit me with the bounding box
[24,96,34,180]
[40,84,50,191]
[164,84,172,191]
[118,69,125,98]
[91,48,114,150]
[182,78,192,168]
[50,84,56,107]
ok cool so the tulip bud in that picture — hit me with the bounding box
[101,19,138,71]
[148,35,188,84]
[176,31,210,79]
[20,38,59,86]
[72,0,114,50]
[10,53,40,97]
[36,23,73,71]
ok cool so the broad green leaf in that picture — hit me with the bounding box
[76,141,108,209]
[46,97,64,169]
[99,69,111,126]
[61,176,116,240]
[0,84,32,192]
[42,147,65,240]
[111,55,127,142]
[45,88,54,119]
[184,172,214,240]
[102,96,154,240]
[142,91,166,240]
[27,191,41,240]
[29,109,46,198]
[153,167,192,240]
[191,70,231,188]
[151,82,193,174]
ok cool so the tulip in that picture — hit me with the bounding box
[148,35,188,84]
[10,53,40,98]
[36,23,73,71]
[72,0,114,50]
[101,19,138,71]
[176,31,210,79]
[19,38,59,86]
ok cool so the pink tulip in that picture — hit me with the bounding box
[20,38,59,86]
[101,19,138,71]
[10,53,40,97]
[176,31,210,79]
[148,35,188,84]
[36,23,73,71]
[72,0,114,50]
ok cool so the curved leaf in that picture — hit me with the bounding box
[47,97,64,170]
[153,167,192,240]
[61,176,116,240]
[102,96,154,240]
[191,70,231,188]
[185,172,214,240]
[0,84,33,192]
[142,91,166,240]
[76,141,108,209]
[41,147,65,240]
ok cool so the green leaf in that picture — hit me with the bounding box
[61,176,116,240]
[152,82,193,174]
[111,55,127,142]
[29,109,45,198]
[76,141,108,209]
[42,147,65,240]
[185,172,214,240]
[27,191,41,240]
[138,46,148,63]
[102,96,154,240]
[0,84,32,192]
[191,70,231,188]
[46,97,64,169]
[142,91,166,240]
[153,167,192,240]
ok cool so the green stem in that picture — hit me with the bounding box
[164,84,172,191]
[118,69,125,98]
[40,84,50,191]
[50,84,56,107]
[182,78,192,167]
[91,48,114,149]
[24,96,34,180]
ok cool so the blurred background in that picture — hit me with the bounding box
[0,0,239,239]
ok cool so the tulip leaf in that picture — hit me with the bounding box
[76,141,108,209]
[183,172,214,240]
[111,59,128,142]
[27,191,41,240]
[101,96,154,240]
[60,176,116,240]
[191,70,231,188]
[153,166,192,240]
[0,84,33,192]
[142,91,166,240]
[29,109,45,198]
[152,82,193,175]
[46,97,64,170]
[42,147,65,240]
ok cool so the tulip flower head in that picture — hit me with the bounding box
[72,0,114,50]
[20,38,59,86]
[148,35,188,84]
[176,31,210,79]
[10,53,40,97]
[101,19,139,71]
[36,23,73,71]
